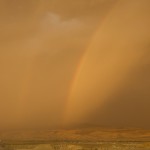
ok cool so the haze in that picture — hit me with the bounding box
[0,0,150,130]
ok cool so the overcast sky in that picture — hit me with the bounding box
[0,0,150,130]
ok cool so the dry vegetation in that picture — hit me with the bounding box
[0,128,150,142]
[0,128,150,149]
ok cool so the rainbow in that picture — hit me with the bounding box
[62,0,150,125]
[62,1,119,125]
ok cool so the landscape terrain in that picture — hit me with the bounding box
[0,128,150,149]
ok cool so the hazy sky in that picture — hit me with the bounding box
[0,0,150,129]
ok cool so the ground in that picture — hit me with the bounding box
[0,128,150,149]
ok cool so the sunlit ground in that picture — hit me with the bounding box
[0,128,150,149]
[1,142,150,150]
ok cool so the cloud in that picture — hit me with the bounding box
[41,12,82,32]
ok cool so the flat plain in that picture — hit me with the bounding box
[0,128,150,150]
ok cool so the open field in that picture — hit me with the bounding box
[1,141,150,150]
[0,128,150,149]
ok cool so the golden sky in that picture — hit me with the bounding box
[0,0,150,129]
